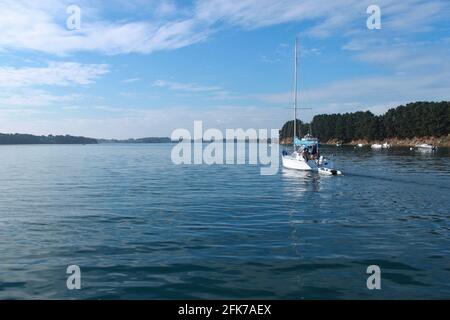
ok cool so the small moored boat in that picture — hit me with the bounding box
[372,142,391,149]
[415,143,437,152]
[416,143,437,151]
[318,167,342,176]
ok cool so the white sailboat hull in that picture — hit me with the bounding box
[282,154,342,175]
[282,155,318,171]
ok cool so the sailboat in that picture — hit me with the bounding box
[281,38,342,176]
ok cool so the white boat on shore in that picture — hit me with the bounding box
[372,142,391,149]
[281,38,342,176]
[415,143,437,151]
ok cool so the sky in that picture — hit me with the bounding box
[0,0,449,139]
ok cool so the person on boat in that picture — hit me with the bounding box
[302,147,309,161]
[311,144,318,159]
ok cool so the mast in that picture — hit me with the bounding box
[293,37,298,147]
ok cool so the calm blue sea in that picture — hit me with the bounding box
[0,144,449,299]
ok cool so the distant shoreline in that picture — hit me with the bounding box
[0,133,97,145]
[0,133,176,145]
[280,135,450,147]
[0,136,275,145]
[335,135,450,148]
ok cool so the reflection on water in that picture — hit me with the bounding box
[0,144,449,299]
[281,168,321,193]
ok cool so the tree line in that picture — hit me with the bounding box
[98,137,172,143]
[0,133,97,144]
[280,101,450,142]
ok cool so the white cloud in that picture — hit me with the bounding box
[194,0,449,36]
[259,68,450,119]
[0,0,209,55]
[2,0,448,56]
[152,79,238,100]
[381,0,445,31]
[252,0,450,118]
[155,0,178,16]
[259,28,450,117]
[195,0,345,29]
[122,78,141,83]
[0,89,79,107]
[0,62,109,87]
[152,79,222,92]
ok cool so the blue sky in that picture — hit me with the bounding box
[0,0,449,138]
